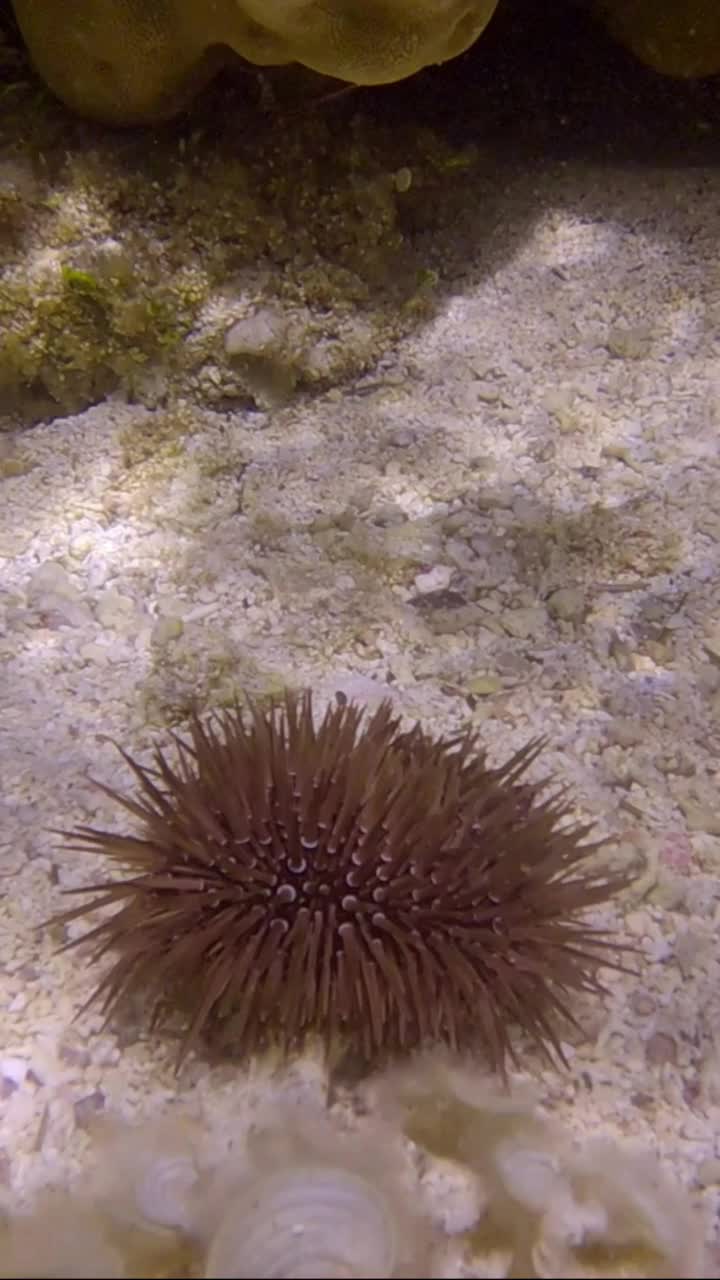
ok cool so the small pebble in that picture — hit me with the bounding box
[606,325,652,359]
[0,1057,27,1088]
[414,565,453,595]
[606,717,644,748]
[703,634,720,667]
[502,607,545,639]
[645,1032,677,1067]
[225,307,289,357]
[629,990,656,1017]
[58,1040,92,1069]
[151,615,184,645]
[26,561,79,602]
[697,1158,720,1188]
[625,910,651,937]
[386,427,415,448]
[547,587,586,622]
[74,1089,106,1130]
[95,589,138,630]
[475,485,515,510]
[467,674,502,697]
[679,798,720,837]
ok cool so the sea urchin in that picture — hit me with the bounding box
[54,691,631,1071]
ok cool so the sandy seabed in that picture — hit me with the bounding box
[1,7,719,1275]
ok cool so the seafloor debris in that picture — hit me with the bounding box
[0,1056,704,1278]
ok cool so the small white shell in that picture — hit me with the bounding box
[132,1151,201,1232]
[93,1116,202,1237]
[493,1141,565,1214]
[205,1164,398,1279]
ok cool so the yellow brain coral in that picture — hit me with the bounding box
[11,0,500,124]
[595,0,720,79]
[11,0,720,126]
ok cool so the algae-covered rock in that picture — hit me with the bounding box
[11,0,500,124]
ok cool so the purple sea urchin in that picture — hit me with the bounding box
[55,692,631,1071]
